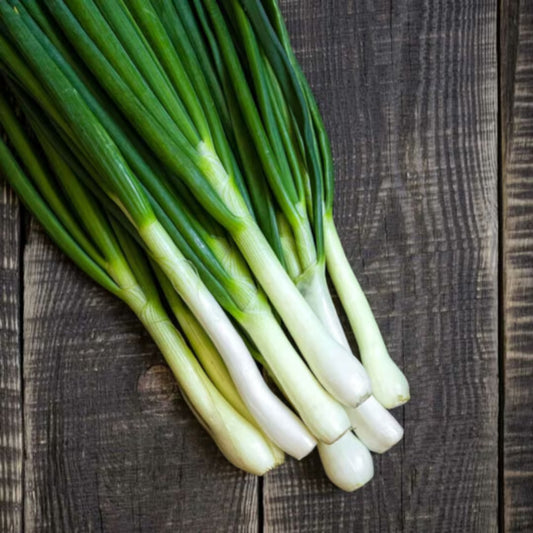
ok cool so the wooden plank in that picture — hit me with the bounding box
[264,1,499,531]
[0,180,22,533]
[23,223,258,532]
[501,1,533,530]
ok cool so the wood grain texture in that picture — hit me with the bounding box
[501,1,533,531]
[0,1,515,531]
[264,1,499,532]
[0,181,22,533]
[23,223,258,532]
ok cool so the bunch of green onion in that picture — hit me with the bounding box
[0,0,409,491]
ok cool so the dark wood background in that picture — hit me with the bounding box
[0,0,531,531]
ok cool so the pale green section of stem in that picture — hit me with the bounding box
[202,232,260,312]
[197,142,250,218]
[276,211,303,279]
[324,214,410,408]
[292,204,317,270]
[295,261,350,349]
[197,142,315,275]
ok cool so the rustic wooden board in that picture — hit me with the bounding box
[0,180,22,533]
[501,1,533,531]
[263,1,499,531]
[22,223,258,532]
[0,0,514,531]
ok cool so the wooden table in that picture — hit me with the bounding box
[1,1,531,531]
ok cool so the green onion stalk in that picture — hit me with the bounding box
[0,0,411,489]
[1,0,372,411]
[0,93,284,475]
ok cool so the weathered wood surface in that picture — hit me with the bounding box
[0,181,22,533]
[501,1,533,531]
[2,0,531,532]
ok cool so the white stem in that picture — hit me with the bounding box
[233,222,371,408]
[241,309,351,444]
[324,215,410,408]
[318,432,374,492]
[139,220,315,459]
[346,396,404,453]
[165,292,286,465]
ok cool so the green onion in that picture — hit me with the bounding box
[324,221,411,408]
[1,0,411,489]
